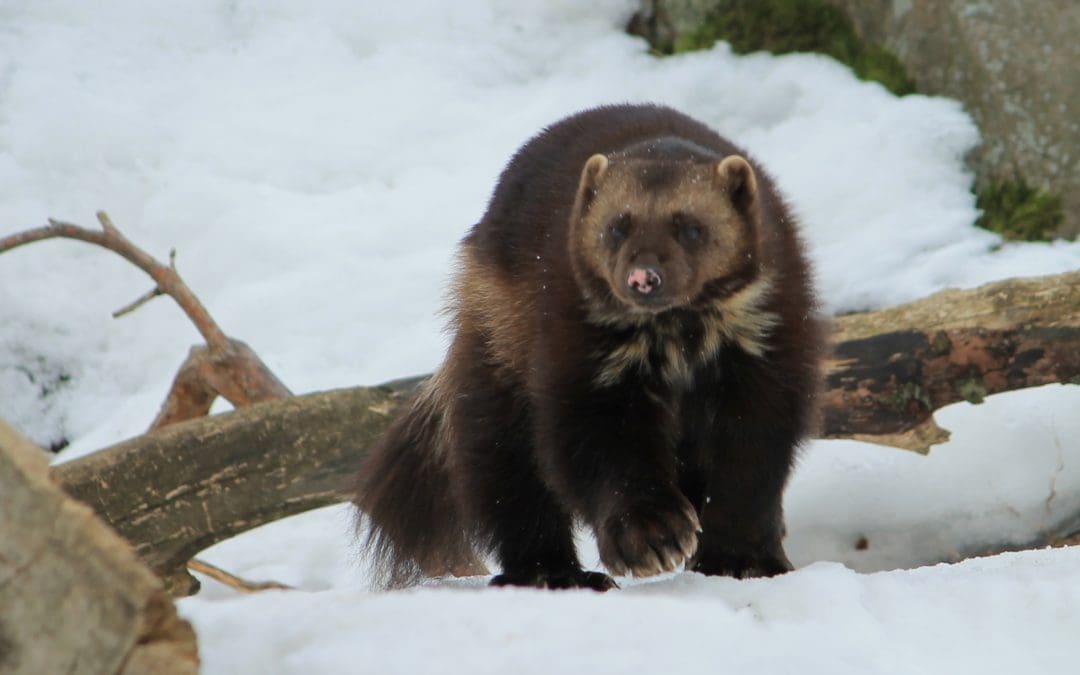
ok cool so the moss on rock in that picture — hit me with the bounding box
[672,0,914,96]
[975,180,1066,242]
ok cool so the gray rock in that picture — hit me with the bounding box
[829,0,1079,238]
[629,0,1079,237]
[628,0,719,53]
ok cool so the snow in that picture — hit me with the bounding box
[186,551,1080,675]
[1,2,1079,673]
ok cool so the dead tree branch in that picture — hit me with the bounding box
[149,340,291,429]
[1,213,291,429]
[187,559,294,594]
[2,212,227,350]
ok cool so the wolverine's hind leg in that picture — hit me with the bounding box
[447,334,616,591]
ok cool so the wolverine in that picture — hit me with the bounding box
[353,104,823,591]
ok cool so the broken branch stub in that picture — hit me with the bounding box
[150,339,291,431]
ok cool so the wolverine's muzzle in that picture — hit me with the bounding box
[627,266,662,295]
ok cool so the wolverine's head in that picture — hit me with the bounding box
[568,147,762,317]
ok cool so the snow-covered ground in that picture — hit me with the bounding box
[2,2,1079,673]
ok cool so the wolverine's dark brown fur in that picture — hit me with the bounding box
[353,104,823,590]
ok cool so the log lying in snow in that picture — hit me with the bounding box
[823,270,1080,451]
[51,382,414,595]
[49,270,1079,595]
[0,421,198,674]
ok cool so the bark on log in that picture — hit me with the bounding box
[0,421,198,674]
[49,271,1078,595]
[823,270,1080,451]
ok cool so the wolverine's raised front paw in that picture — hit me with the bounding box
[597,494,701,578]
[491,569,618,592]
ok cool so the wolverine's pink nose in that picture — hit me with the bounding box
[627,267,662,295]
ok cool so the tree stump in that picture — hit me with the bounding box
[0,421,198,674]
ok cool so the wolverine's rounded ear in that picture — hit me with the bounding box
[574,154,609,213]
[580,154,609,191]
[715,155,758,212]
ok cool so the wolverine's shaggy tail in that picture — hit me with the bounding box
[352,372,486,588]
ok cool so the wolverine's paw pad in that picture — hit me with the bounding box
[691,550,793,579]
[490,570,618,592]
[598,497,700,578]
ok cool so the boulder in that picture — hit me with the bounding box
[629,0,1079,237]
[827,0,1079,238]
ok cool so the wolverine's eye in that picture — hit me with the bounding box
[607,213,631,245]
[673,213,703,246]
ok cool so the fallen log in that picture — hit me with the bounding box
[48,270,1078,595]
[51,383,412,594]
[824,270,1080,451]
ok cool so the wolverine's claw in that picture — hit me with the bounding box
[597,491,700,579]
